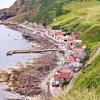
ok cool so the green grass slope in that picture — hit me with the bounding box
[50,0,100,35]
[54,88,100,100]
[48,1,100,99]
[74,55,100,90]
[26,1,100,99]
[44,0,100,57]
[54,55,100,100]
[49,0,100,57]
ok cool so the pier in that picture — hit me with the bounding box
[7,49,59,55]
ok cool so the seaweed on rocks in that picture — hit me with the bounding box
[9,53,56,96]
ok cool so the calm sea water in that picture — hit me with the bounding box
[0,25,39,69]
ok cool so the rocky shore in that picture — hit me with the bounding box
[0,22,58,98]
[9,53,56,96]
[0,21,87,100]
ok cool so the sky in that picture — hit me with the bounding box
[0,0,16,9]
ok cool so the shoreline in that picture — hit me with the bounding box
[0,21,87,100]
[0,22,58,99]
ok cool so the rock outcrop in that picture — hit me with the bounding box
[0,70,10,82]
[0,0,41,23]
[9,0,26,14]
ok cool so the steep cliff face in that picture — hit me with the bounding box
[0,0,76,23]
[9,0,26,14]
[0,0,73,23]
[0,0,41,22]
[0,0,25,14]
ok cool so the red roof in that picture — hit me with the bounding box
[61,73,71,78]
[54,73,60,78]
[67,37,76,42]
[55,32,63,36]
[67,56,76,62]
[54,73,71,78]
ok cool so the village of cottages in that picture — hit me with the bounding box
[19,21,86,88]
[47,28,86,88]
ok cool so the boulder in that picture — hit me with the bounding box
[0,70,10,82]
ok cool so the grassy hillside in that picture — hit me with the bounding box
[26,0,100,45]
[54,88,100,100]
[50,0,100,34]
[30,0,73,24]
[47,1,100,99]
[49,0,100,57]
[54,55,100,100]
[74,55,100,90]
[2,0,100,99]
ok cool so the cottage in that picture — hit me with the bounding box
[73,40,82,47]
[55,32,64,42]
[73,47,84,53]
[71,31,80,37]
[66,55,81,63]
[66,39,82,48]
[64,37,76,47]
[68,62,82,72]
[73,52,86,61]
[67,55,77,62]
[52,67,73,87]
[47,30,62,38]
[66,37,76,42]
[67,50,76,55]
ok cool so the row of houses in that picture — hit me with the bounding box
[45,29,86,88]
[17,21,86,89]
